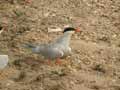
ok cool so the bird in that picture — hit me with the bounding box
[24,27,80,64]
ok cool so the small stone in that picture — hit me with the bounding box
[0,55,9,69]
[64,25,71,28]
[74,35,79,39]
[0,30,3,34]
[6,80,14,86]
[44,12,50,17]
[48,27,62,33]
[70,81,75,85]
[112,34,117,38]
[0,27,3,34]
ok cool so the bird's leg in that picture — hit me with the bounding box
[55,58,62,65]
[44,59,53,66]
[47,59,51,65]
[44,59,51,65]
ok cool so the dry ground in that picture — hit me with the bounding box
[0,0,120,90]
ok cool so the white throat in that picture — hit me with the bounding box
[55,31,74,46]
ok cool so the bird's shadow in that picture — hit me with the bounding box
[12,57,45,68]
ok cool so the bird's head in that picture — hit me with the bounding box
[63,27,80,34]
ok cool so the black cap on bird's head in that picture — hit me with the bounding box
[63,27,80,33]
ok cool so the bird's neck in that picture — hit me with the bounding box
[55,32,73,46]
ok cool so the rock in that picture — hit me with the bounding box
[48,27,62,33]
[0,26,3,34]
[0,30,3,34]
[44,12,50,17]
[0,55,9,69]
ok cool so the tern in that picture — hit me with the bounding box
[24,27,80,64]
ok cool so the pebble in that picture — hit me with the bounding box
[0,30,3,34]
[48,27,62,33]
[0,55,9,69]
[0,27,3,34]
[44,12,50,17]
[112,34,117,38]
[6,80,14,86]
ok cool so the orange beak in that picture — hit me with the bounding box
[75,28,80,32]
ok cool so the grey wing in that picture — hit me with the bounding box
[23,43,46,53]
[52,43,72,57]
[24,43,64,59]
[43,47,64,60]
[59,46,72,57]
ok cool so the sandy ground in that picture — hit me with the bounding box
[0,0,120,90]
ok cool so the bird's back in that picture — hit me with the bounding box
[24,43,63,60]
[24,31,72,59]
[41,45,63,59]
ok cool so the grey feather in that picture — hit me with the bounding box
[23,31,73,60]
